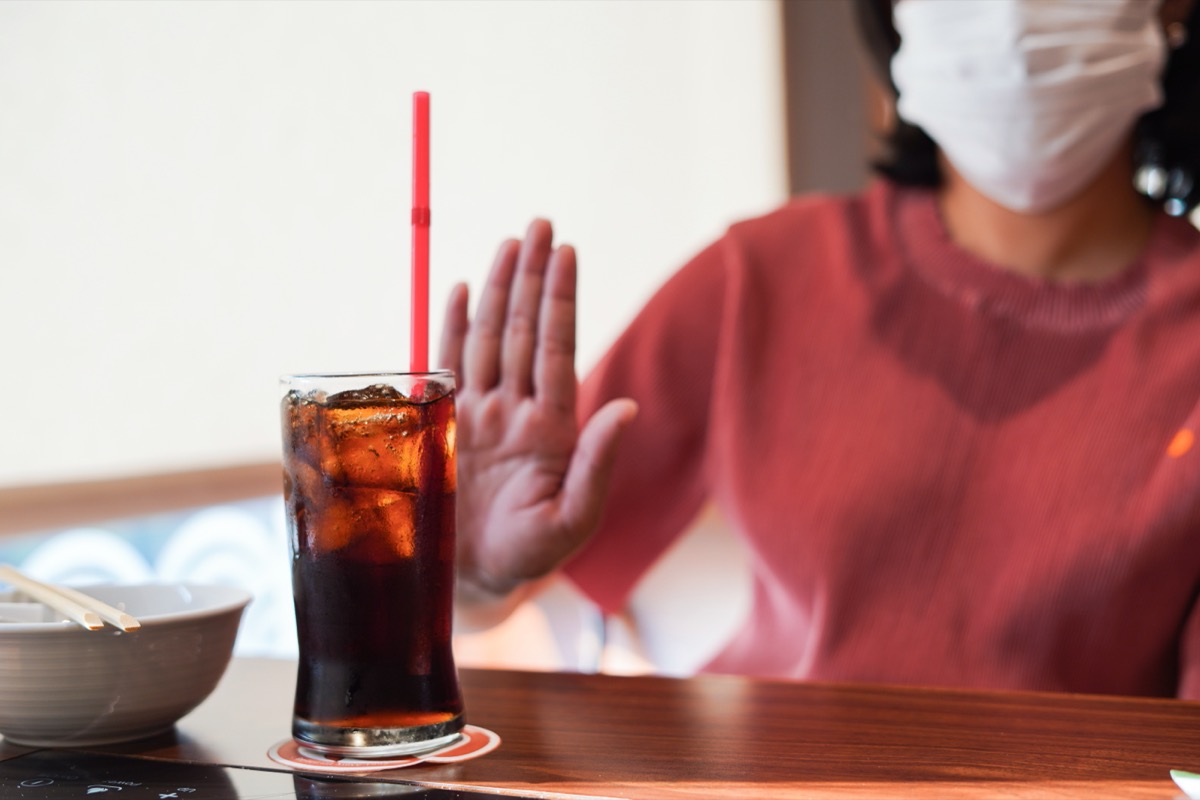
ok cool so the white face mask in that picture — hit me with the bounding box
[891,0,1167,213]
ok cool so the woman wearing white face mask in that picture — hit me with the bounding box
[442,0,1200,698]
[874,0,1198,281]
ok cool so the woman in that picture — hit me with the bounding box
[440,0,1200,697]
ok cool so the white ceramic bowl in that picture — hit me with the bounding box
[0,583,251,747]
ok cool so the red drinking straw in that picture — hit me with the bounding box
[411,91,431,373]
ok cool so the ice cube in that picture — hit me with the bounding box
[302,492,357,554]
[440,416,457,492]
[308,488,416,563]
[374,489,417,559]
[326,383,408,407]
[409,379,453,405]
[324,403,423,489]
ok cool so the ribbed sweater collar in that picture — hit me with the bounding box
[889,182,1155,332]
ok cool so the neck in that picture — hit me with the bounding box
[937,144,1157,283]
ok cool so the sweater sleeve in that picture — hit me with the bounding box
[561,236,730,614]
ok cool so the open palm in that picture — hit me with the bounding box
[439,220,636,601]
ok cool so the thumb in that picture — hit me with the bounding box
[558,398,639,544]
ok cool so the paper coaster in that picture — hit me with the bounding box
[268,724,500,773]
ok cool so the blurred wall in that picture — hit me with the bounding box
[0,0,788,486]
[782,0,874,195]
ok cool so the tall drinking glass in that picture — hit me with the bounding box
[280,371,463,756]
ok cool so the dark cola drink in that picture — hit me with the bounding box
[280,372,463,756]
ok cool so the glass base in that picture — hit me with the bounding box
[293,714,465,758]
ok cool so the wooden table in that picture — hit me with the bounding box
[4,658,1200,799]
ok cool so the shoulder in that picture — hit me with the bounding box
[625,181,907,324]
[731,180,884,232]
[708,180,901,291]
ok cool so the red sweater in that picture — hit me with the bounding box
[564,179,1200,698]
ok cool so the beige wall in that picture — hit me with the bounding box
[0,0,788,486]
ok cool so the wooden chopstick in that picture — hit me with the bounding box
[0,564,141,631]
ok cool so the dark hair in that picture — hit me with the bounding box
[852,0,1200,215]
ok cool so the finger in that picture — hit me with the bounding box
[463,239,519,391]
[557,398,639,544]
[500,219,554,396]
[534,244,578,414]
[437,282,469,378]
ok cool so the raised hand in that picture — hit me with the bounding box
[439,220,637,605]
